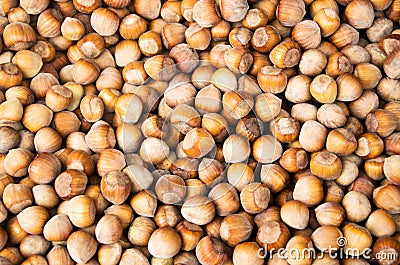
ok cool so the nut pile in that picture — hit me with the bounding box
[0,0,399,264]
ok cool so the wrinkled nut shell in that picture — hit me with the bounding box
[0,0,399,263]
